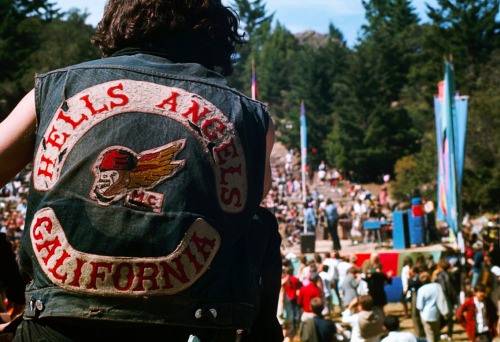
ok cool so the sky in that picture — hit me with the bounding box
[55,0,438,48]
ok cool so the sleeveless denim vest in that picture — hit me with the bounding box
[20,53,270,330]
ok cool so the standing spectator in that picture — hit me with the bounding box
[361,253,383,277]
[341,267,361,310]
[469,242,485,288]
[341,295,384,342]
[283,265,301,332]
[298,273,322,322]
[319,265,333,316]
[381,315,419,342]
[338,255,358,295]
[366,267,392,313]
[299,297,336,342]
[351,198,367,244]
[305,202,317,233]
[457,284,498,342]
[324,199,340,250]
[401,257,413,318]
[416,272,450,342]
[433,259,457,340]
[408,266,425,338]
[378,186,388,209]
[323,252,341,305]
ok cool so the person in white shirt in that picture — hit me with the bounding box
[341,295,383,342]
[381,315,421,342]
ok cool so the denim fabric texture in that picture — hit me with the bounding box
[20,53,270,330]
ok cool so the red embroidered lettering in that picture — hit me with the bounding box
[108,83,129,109]
[156,92,179,112]
[57,110,88,129]
[48,250,70,282]
[202,118,226,140]
[37,155,56,179]
[88,262,112,289]
[220,165,242,185]
[46,126,70,150]
[221,188,242,208]
[35,236,62,265]
[69,258,86,287]
[130,190,144,203]
[32,217,52,241]
[114,263,134,291]
[181,100,209,124]
[147,195,159,206]
[80,95,109,115]
[183,246,203,273]
[190,232,216,261]
[134,263,160,291]
[160,259,189,289]
[214,138,239,165]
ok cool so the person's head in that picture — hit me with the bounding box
[403,256,413,267]
[334,252,341,259]
[326,198,333,205]
[409,266,419,277]
[419,271,431,284]
[92,0,244,76]
[358,295,373,311]
[322,264,329,273]
[348,266,360,275]
[383,315,399,332]
[349,254,358,264]
[310,297,323,316]
[437,258,451,271]
[370,253,379,263]
[285,265,294,276]
[310,272,320,286]
[474,284,487,302]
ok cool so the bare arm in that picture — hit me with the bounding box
[262,117,275,200]
[0,89,36,188]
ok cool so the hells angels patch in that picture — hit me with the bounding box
[89,140,186,213]
[30,207,220,296]
[33,80,248,214]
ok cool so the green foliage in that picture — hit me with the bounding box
[0,3,98,120]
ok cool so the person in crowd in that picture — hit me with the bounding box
[341,266,361,310]
[361,253,383,277]
[433,258,457,340]
[0,0,281,340]
[341,295,384,342]
[305,201,318,233]
[401,256,413,318]
[457,284,498,342]
[319,265,333,316]
[323,252,341,303]
[282,265,301,332]
[381,315,420,342]
[324,199,340,251]
[300,297,336,342]
[408,266,425,338]
[469,242,485,288]
[426,254,437,275]
[298,273,322,322]
[416,272,450,342]
[366,267,392,313]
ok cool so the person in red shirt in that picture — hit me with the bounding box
[283,265,301,331]
[298,273,321,322]
[457,284,498,341]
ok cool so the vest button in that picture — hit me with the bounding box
[194,309,203,319]
[209,308,217,319]
[35,300,44,311]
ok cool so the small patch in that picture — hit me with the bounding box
[30,207,220,296]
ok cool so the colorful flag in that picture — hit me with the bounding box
[300,100,308,232]
[433,61,468,235]
[251,59,258,101]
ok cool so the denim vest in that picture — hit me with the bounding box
[20,53,270,330]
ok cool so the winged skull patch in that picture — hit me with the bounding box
[90,139,186,212]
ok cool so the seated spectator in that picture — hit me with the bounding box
[341,295,384,342]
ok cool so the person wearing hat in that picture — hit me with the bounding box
[0,1,280,341]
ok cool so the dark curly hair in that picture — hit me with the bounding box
[91,0,245,76]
